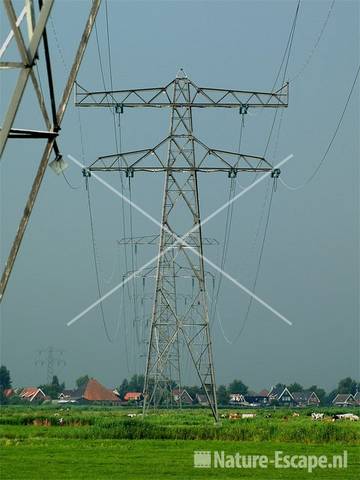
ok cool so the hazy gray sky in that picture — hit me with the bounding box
[1,0,359,392]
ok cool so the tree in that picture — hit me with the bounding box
[217,385,229,405]
[0,365,11,390]
[0,389,8,405]
[274,383,286,391]
[76,375,90,388]
[39,375,65,399]
[228,379,248,395]
[337,377,357,395]
[128,374,145,392]
[118,378,129,399]
[287,383,303,393]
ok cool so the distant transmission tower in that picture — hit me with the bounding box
[76,70,288,420]
[36,346,65,384]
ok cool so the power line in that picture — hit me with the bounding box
[264,0,300,157]
[104,0,114,91]
[280,64,360,190]
[290,0,336,83]
[219,4,300,330]
[61,170,80,190]
[271,0,301,91]
[210,116,244,322]
[233,179,276,343]
[92,4,136,351]
[86,180,120,343]
[94,20,107,91]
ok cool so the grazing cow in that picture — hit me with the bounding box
[292,413,300,417]
[241,413,256,419]
[333,413,359,421]
[311,413,324,420]
[127,413,137,418]
[220,414,227,418]
[229,413,240,420]
[264,414,272,418]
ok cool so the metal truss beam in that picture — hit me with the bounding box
[0,0,102,301]
[75,78,288,109]
[0,0,54,157]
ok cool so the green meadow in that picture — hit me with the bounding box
[1,407,359,479]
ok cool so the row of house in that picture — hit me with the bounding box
[5,381,360,407]
[229,387,360,408]
[171,386,360,408]
[3,387,48,402]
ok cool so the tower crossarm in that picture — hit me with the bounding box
[117,234,219,246]
[87,135,273,174]
[75,78,288,109]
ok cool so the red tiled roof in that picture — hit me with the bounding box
[20,387,45,401]
[20,387,39,398]
[124,392,142,401]
[82,379,119,402]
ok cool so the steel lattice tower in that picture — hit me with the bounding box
[76,70,289,421]
[144,74,217,415]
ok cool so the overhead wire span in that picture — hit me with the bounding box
[94,20,107,91]
[61,170,80,190]
[90,2,138,354]
[128,177,141,345]
[209,115,245,323]
[209,3,298,327]
[102,0,140,367]
[86,180,121,343]
[290,0,336,83]
[263,0,300,158]
[49,14,68,72]
[280,64,360,190]
[233,178,276,343]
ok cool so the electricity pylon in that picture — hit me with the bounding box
[36,346,65,384]
[0,0,101,301]
[76,70,288,420]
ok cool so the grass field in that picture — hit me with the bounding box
[1,406,359,479]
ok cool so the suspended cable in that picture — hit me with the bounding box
[271,0,301,91]
[94,20,107,91]
[280,64,360,190]
[210,117,245,322]
[93,3,137,358]
[290,0,336,83]
[105,0,114,91]
[95,3,131,308]
[94,5,119,150]
[233,179,276,343]
[122,278,130,372]
[49,14,68,72]
[128,177,140,345]
[61,170,80,190]
[264,0,300,157]
[86,181,120,343]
